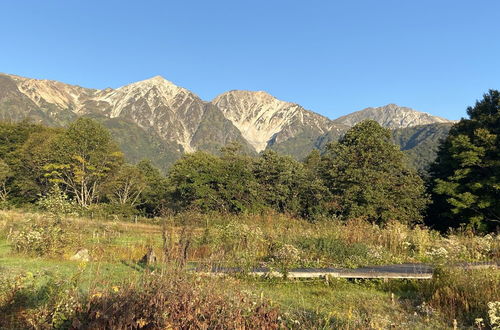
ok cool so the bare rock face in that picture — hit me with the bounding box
[212,90,335,152]
[70,248,90,262]
[333,103,453,129]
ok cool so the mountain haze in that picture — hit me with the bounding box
[0,73,455,171]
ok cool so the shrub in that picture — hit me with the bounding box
[489,301,500,329]
[199,219,267,268]
[266,242,302,275]
[1,271,283,329]
[73,273,282,329]
[37,185,80,217]
[8,216,79,257]
[0,271,81,329]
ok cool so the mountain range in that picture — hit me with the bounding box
[0,73,455,172]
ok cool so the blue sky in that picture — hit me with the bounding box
[0,1,498,120]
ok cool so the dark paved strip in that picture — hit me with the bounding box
[201,261,498,280]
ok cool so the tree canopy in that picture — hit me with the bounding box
[44,118,123,207]
[321,120,429,224]
[429,90,500,232]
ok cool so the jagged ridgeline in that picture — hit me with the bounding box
[0,73,454,171]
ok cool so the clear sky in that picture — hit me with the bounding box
[0,0,498,120]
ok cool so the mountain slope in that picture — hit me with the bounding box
[333,104,452,128]
[0,74,59,125]
[85,115,183,173]
[392,122,453,171]
[313,122,452,171]
[0,73,255,170]
[212,90,335,152]
[0,72,454,172]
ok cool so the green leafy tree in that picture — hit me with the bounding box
[218,143,262,213]
[0,122,58,204]
[322,120,429,224]
[301,149,335,218]
[429,90,500,232]
[44,118,123,207]
[0,120,43,160]
[10,128,62,203]
[254,150,327,217]
[303,149,322,175]
[167,148,261,213]
[167,151,225,212]
[136,160,169,216]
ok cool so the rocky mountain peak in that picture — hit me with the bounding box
[333,104,453,129]
[213,90,293,109]
[118,75,190,97]
[212,90,312,151]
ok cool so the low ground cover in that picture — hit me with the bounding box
[0,209,498,329]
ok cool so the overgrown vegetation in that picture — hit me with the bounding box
[0,90,499,328]
[0,210,498,328]
[0,117,429,224]
[1,91,498,232]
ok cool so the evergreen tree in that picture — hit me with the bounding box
[322,120,428,224]
[429,90,500,232]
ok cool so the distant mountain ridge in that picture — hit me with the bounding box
[333,103,452,128]
[0,73,455,171]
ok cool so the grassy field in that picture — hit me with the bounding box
[0,209,499,329]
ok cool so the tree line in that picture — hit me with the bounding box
[0,90,498,232]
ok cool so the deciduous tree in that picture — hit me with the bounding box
[0,159,12,202]
[106,164,146,207]
[44,118,123,207]
[322,120,428,224]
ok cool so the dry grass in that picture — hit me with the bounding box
[1,208,499,328]
[0,270,282,329]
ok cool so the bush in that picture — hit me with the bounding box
[392,267,500,327]
[0,271,81,329]
[8,216,79,257]
[202,220,266,267]
[1,270,283,330]
[37,185,80,217]
[266,242,302,274]
[73,273,282,329]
